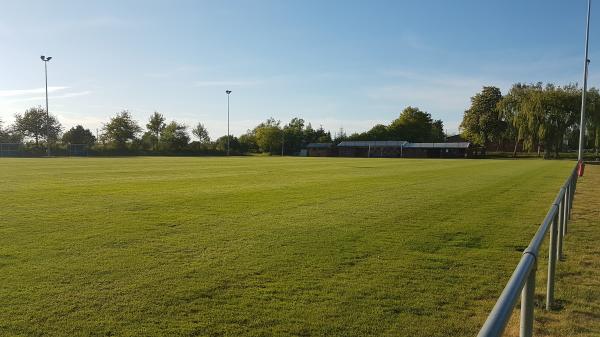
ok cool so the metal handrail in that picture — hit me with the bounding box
[478,164,579,337]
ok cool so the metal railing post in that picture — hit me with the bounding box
[557,196,564,260]
[546,210,559,310]
[569,178,575,219]
[569,181,573,220]
[520,261,537,337]
[564,188,569,235]
[477,164,579,337]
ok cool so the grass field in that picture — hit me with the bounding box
[0,157,576,336]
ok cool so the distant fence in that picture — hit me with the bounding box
[477,164,579,337]
[0,143,22,157]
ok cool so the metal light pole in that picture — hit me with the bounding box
[578,0,591,175]
[41,55,52,156]
[226,90,232,156]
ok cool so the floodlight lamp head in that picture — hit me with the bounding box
[225,90,232,95]
[41,55,45,60]
[47,57,52,61]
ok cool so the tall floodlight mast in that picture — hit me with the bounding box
[578,0,592,176]
[226,90,232,156]
[41,55,52,157]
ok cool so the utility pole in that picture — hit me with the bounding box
[578,0,592,176]
[41,55,52,156]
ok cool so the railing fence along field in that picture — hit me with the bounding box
[477,164,579,337]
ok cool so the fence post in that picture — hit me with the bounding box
[520,260,537,337]
[546,210,559,310]
[557,196,564,260]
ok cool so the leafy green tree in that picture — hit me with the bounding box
[517,84,579,158]
[302,123,331,144]
[345,106,442,142]
[460,86,504,151]
[14,106,62,145]
[62,125,96,146]
[102,111,142,149]
[537,84,579,158]
[498,83,580,158]
[497,83,535,156]
[146,112,166,150]
[239,131,258,153]
[140,131,156,151]
[431,120,445,142]
[282,118,306,154]
[254,118,282,154]
[334,127,348,143]
[215,135,240,153]
[497,85,525,154]
[315,127,332,143]
[160,121,189,151]
[388,106,437,142]
[366,124,389,140]
[0,119,23,143]
[303,123,317,143]
[0,119,6,142]
[192,123,210,144]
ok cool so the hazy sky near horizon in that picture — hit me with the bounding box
[0,0,598,138]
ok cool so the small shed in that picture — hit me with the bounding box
[306,143,335,157]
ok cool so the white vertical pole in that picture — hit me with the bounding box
[579,0,592,162]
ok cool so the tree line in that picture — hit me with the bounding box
[3,82,598,158]
[338,106,445,143]
[460,83,600,158]
[0,105,449,156]
[0,107,337,155]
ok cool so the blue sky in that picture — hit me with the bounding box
[0,0,596,138]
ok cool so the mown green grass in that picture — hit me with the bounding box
[0,157,574,336]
